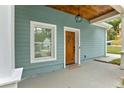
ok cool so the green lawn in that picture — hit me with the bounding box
[107,45,121,65]
[107,45,121,54]
[109,58,120,65]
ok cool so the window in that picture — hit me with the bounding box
[30,21,57,63]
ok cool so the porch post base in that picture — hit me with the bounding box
[120,52,124,70]
[120,13,124,70]
[120,66,124,70]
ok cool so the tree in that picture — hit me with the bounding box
[106,17,121,40]
[107,28,116,40]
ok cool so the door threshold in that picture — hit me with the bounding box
[66,64,80,70]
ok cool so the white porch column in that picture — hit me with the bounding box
[0,5,23,88]
[120,13,124,69]
[0,5,12,77]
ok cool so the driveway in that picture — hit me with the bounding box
[18,61,124,88]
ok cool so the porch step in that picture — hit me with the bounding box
[94,54,120,63]
[94,56,114,63]
[94,57,111,63]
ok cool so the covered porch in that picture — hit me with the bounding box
[1,5,124,88]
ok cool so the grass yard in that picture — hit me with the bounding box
[109,58,121,65]
[107,45,121,54]
[107,45,121,65]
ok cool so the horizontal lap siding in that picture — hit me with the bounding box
[15,5,105,79]
[80,29,105,61]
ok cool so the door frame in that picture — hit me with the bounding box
[64,26,80,68]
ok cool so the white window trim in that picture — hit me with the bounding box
[30,21,57,63]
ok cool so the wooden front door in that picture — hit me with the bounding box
[66,31,75,65]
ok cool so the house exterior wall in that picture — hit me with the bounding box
[15,5,106,79]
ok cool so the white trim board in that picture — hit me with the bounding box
[111,5,124,13]
[90,11,119,23]
[64,26,80,68]
[11,5,15,69]
[91,13,120,29]
[105,29,107,57]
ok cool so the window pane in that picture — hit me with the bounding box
[35,27,51,42]
[34,27,52,58]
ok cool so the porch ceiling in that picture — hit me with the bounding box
[48,5,119,21]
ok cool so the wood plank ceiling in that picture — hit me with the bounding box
[48,5,118,21]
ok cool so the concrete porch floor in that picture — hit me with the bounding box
[18,61,124,88]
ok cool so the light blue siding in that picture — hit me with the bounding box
[15,5,106,79]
